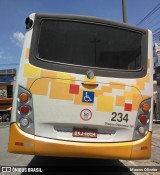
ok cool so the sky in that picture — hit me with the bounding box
[0,0,160,72]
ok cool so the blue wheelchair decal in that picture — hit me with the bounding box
[82,91,94,103]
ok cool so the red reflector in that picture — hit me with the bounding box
[139,114,147,124]
[141,146,147,150]
[20,105,29,114]
[15,142,24,146]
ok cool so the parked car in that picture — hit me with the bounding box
[0,111,10,122]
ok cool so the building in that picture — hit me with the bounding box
[153,43,160,82]
[0,69,16,122]
[153,43,160,120]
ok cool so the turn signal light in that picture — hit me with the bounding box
[20,93,28,102]
[20,105,29,114]
[142,103,149,112]
[139,114,147,124]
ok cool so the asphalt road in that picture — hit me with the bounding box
[0,124,160,174]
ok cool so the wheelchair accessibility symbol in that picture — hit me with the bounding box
[82,91,94,103]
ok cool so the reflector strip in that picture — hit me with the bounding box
[24,143,33,147]
[141,146,147,150]
[15,142,33,147]
[132,146,141,150]
[132,146,148,150]
[124,103,132,111]
[15,142,24,146]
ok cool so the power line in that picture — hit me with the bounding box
[149,21,160,30]
[153,33,160,38]
[136,3,160,26]
[153,36,160,41]
[153,27,160,33]
[153,34,160,39]
[143,11,160,28]
[153,31,160,41]
[153,31,160,36]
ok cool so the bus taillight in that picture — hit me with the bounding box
[133,98,151,140]
[19,118,29,127]
[139,114,148,124]
[19,93,29,102]
[137,126,146,135]
[142,103,150,113]
[20,105,29,114]
[16,86,34,134]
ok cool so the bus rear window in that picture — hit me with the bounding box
[37,20,142,70]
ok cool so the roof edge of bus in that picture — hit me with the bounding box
[30,13,148,32]
[29,13,36,19]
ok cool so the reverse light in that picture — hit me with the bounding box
[138,126,145,135]
[20,118,29,127]
[20,93,29,102]
[15,142,24,146]
[20,105,29,114]
[139,114,148,124]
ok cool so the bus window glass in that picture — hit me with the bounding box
[37,20,142,70]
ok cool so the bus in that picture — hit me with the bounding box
[8,13,153,160]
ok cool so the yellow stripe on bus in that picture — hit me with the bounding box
[8,123,151,160]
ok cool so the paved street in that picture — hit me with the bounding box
[0,123,160,174]
[150,122,160,164]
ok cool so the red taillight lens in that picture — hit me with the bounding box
[20,105,29,114]
[139,114,147,124]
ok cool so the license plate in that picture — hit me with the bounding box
[72,128,97,138]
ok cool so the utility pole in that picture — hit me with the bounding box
[122,0,128,23]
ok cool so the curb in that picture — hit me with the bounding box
[153,120,160,124]
[0,122,10,127]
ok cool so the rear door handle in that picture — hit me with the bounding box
[81,82,99,87]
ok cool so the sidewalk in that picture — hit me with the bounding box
[151,122,160,164]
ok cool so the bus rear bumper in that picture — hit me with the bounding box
[8,123,151,160]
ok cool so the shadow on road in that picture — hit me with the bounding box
[21,156,134,174]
